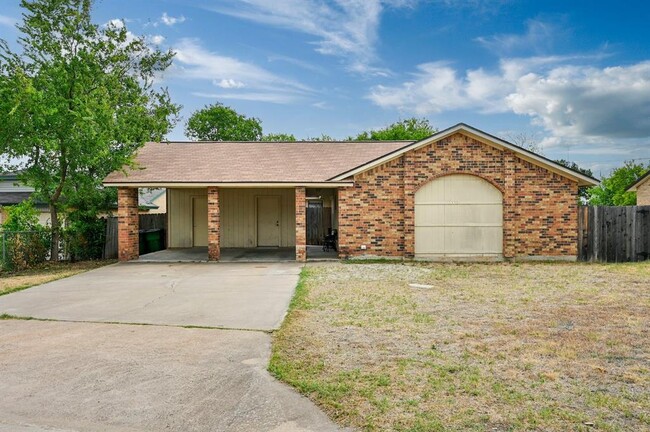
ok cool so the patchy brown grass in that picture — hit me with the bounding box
[270,262,650,432]
[0,260,114,296]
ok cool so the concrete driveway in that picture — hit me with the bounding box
[0,262,345,432]
[0,320,341,432]
[0,262,302,330]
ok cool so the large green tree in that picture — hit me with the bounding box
[186,103,263,141]
[588,161,649,206]
[262,132,296,142]
[0,0,179,259]
[350,117,437,141]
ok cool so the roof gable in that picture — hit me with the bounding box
[329,123,600,186]
[626,169,650,192]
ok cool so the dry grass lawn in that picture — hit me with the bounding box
[270,261,650,432]
[0,261,114,296]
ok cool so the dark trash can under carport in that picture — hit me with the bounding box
[139,229,165,255]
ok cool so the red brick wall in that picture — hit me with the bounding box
[295,187,306,262]
[513,160,578,256]
[118,187,139,261]
[338,132,579,259]
[207,186,220,261]
[338,158,406,257]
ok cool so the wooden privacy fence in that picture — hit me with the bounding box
[103,214,167,259]
[578,206,650,262]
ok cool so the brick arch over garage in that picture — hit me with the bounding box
[413,171,506,195]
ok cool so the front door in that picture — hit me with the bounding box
[192,197,208,247]
[257,196,280,247]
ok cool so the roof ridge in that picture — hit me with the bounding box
[157,140,415,144]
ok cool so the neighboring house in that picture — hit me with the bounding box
[138,188,167,214]
[626,170,650,205]
[0,173,162,226]
[0,173,51,225]
[104,123,599,262]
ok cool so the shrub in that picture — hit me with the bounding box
[63,215,106,262]
[1,201,50,271]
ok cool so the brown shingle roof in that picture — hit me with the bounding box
[104,141,412,184]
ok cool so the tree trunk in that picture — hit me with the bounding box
[50,204,60,262]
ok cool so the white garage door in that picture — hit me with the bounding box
[415,174,503,258]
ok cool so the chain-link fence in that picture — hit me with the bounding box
[1,230,51,271]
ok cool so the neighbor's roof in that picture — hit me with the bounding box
[103,140,412,186]
[626,170,650,192]
[0,191,33,206]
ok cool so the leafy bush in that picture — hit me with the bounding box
[1,201,50,271]
[63,215,106,262]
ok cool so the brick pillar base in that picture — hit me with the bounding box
[295,187,306,262]
[207,186,220,261]
[118,187,139,261]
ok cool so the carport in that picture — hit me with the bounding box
[117,184,342,263]
[103,140,399,263]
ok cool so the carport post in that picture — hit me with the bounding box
[295,187,307,262]
[117,187,139,261]
[207,186,221,261]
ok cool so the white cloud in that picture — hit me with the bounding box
[267,55,324,74]
[475,19,562,55]
[160,12,186,26]
[192,91,298,104]
[202,0,418,74]
[172,39,311,103]
[149,35,165,45]
[369,58,650,141]
[508,62,650,139]
[107,18,126,29]
[215,78,245,89]
[0,14,17,28]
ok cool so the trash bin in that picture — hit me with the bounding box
[145,229,164,253]
[138,230,148,255]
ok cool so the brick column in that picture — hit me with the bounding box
[336,187,348,258]
[118,187,139,261]
[295,187,306,262]
[503,150,517,258]
[207,186,220,261]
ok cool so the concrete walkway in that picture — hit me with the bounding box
[0,320,343,432]
[0,262,301,330]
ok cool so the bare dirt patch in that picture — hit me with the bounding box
[0,261,114,296]
[270,262,650,431]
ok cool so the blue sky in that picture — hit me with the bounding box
[1,0,649,177]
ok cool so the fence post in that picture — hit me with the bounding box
[2,231,5,264]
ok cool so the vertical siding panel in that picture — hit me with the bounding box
[216,188,296,248]
[168,188,207,248]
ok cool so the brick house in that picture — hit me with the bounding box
[626,170,650,205]
[104,123,598,262]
